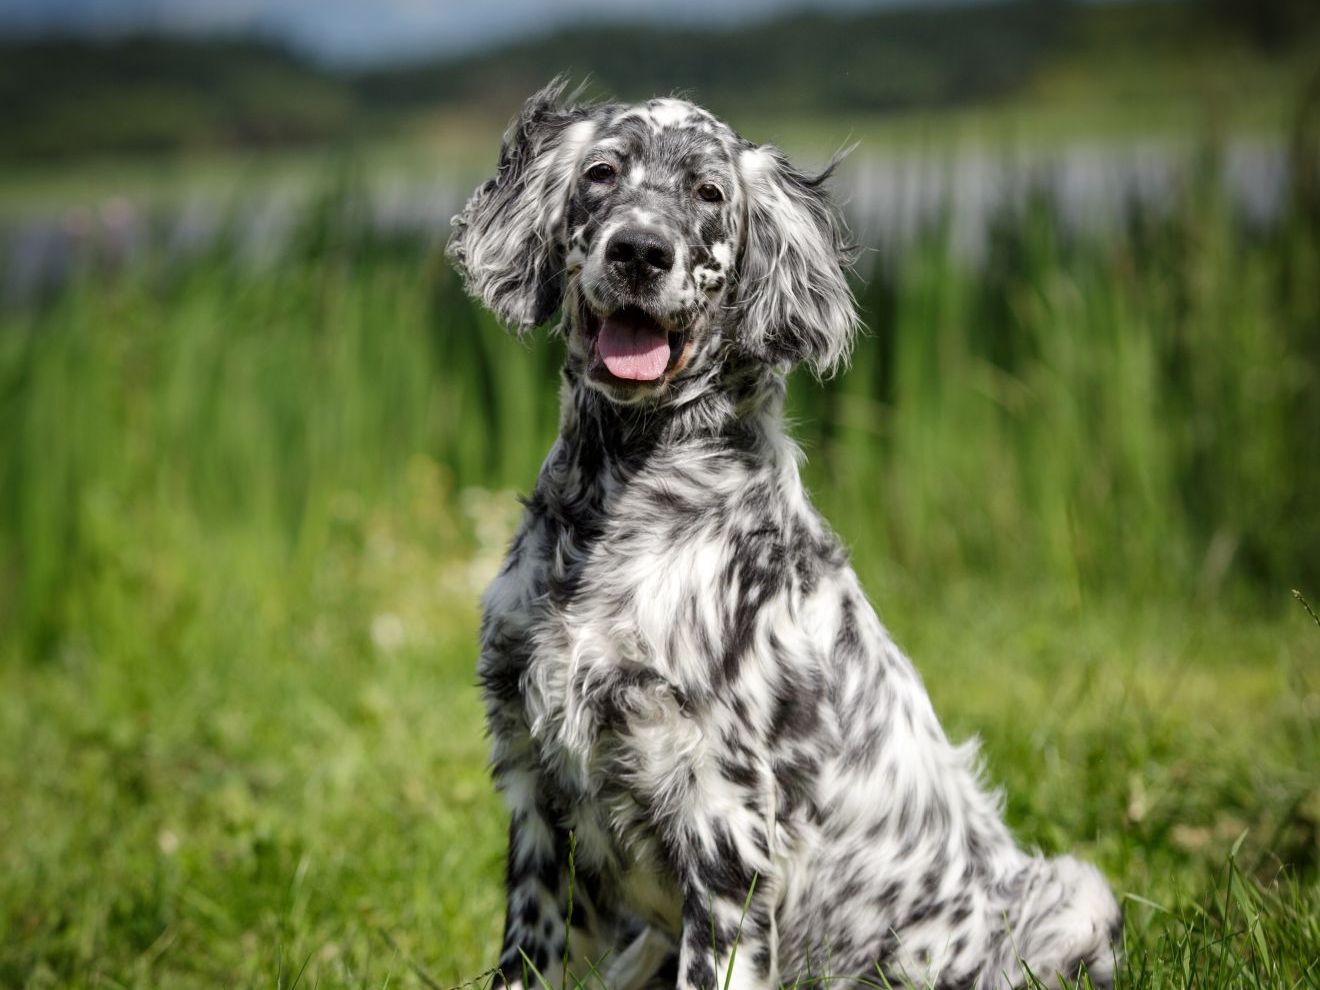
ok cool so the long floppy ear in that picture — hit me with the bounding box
[446,79,596,331]
[734,146,862,376]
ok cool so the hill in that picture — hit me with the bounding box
[1,0,1317,162]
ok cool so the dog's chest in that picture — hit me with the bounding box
[518,500,714,763]
[481,491,722,894]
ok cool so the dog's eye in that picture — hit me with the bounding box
[696,183,724,203]
[586,162,617,183]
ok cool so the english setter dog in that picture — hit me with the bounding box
[447,80,1122,990]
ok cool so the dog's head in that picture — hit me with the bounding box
[448,80,860,406]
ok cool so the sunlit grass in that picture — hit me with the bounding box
[2,540,1315,986]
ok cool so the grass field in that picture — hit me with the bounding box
[1,133,1318,986]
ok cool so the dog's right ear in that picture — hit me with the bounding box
[734,145,861,377]
[447,79,597,331]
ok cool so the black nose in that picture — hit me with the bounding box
[605,227,675,277]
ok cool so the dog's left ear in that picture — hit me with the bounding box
[447,79,596,331]
[734,146,861,376]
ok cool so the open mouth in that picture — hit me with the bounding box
[581,302,687,387]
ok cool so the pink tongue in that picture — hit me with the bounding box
[597,315,671,381]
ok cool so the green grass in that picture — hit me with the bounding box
[2,572,1316,987]
[1,140,1318,986]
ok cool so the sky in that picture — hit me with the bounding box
[0,0,946,64]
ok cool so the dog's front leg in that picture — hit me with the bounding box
[482,632,576,989]
[491,746,616,990]
[489,739,571,987]
[610,683,779,990]
[669,812,779,990]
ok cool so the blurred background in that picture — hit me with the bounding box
[1,1,1319,987]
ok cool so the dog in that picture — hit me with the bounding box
[447,80,1122,990]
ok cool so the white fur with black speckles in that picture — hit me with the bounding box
[448,79,1122,990]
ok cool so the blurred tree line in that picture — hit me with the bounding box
[2,0,1318,162]
[1,38,357,160]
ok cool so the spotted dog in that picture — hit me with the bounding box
[447,80,1122,990]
